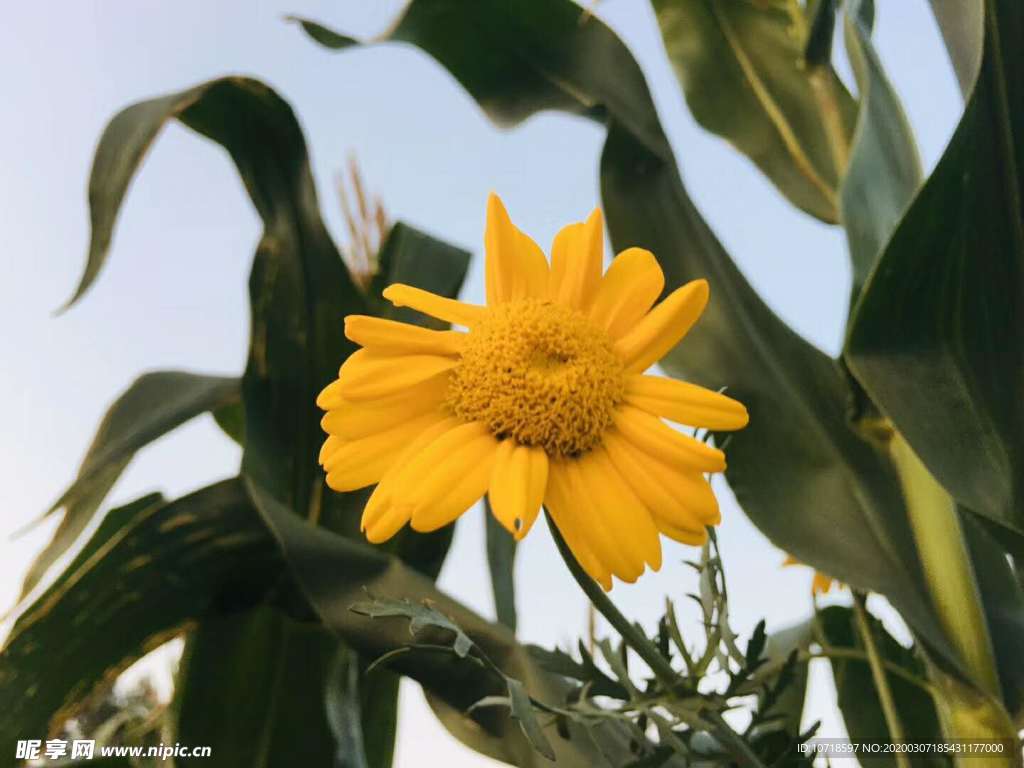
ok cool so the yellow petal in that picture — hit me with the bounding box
[489,440,548,540]
[548,208,603,309]
[323,411,445,492]
[361,417,461,536]
[320,376,449,440]
[383,283,487,327]
[588,248,665,339]
[408,430,499,532]
[614,279,709,372]
[318,435,343,465]
[626,375,749,431]
[545,463,613,590]
[561,458,643,583]
[612,405,726,472]
[583,447,662,571]
[655,518,709,546]
[365,505,412,544]
[316,379,345,410]
[338,349,457,401]
[485,193,549,304]
[344,315,464,356]
[603,428,719,535]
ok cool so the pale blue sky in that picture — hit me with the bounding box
[0,1,961,764]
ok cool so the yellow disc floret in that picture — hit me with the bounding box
[446,298,626,457]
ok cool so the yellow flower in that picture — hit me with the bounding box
[782,555,837,595]
[317,194,748,589]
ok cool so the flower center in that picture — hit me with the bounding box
[446,298,626,457]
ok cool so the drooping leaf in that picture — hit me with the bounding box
[294,0,957,675]
[839,0,923,298]
[0,480,280,755]
[818,605,947,766]
[172,607,340,768]
[651,0,857,222]
[74,74,383,767]
[845,0,1024,539]
[485,497,518,632]
[20,372,239,598]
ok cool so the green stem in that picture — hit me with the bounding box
[890,433,1000,700]
[852,591,911,768]
[889,432,1020,766]
[546,514,768,768]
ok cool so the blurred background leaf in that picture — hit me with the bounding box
[651,0,856,223]
[839,0,922,299]
[19,372,239,599]
[0,480,279,756]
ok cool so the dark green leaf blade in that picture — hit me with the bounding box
[0,480,280,755]
[20,372,239,598]
[845,0,1024,538]
[651,0,857,222]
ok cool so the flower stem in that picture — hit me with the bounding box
[852,591,911,768]
[546,514,767,768]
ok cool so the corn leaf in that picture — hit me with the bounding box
[19,372,239,599]
[839,0,922,298]
[651,0,857,222]
[0,480,280,754]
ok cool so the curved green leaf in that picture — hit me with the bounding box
[652,0,857,222]
[845,0,1024,539]
[295,0,958,675]
[839,0,923,298]
[20,372,239,599]
[0,480,280,755]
